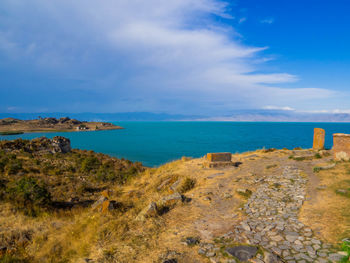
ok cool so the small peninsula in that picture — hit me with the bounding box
[0,117,123,135]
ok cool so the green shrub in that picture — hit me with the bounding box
[41,163,55,174]
[0,254,29,263]
[313,167,321,173]
[6,159,23,175]
[314,153,322,159]
[340,240,350,263]
[6,177,51,216]
[0,157,9,172]
[81,156,101,173]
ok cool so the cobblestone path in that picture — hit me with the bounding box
[199,166,343,263]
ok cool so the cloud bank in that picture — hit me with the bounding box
[0,0,339,114]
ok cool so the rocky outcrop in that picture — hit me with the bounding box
[0,136,71,154]
[51,136,71,153]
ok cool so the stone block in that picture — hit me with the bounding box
[313,128,325,150]
[333,133,350,161]
[207,153,232,162]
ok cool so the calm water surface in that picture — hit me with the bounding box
[1,122,350,167]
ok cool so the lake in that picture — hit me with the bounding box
[1,122,350,167]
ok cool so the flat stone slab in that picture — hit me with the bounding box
[207,152,232,162]
[225,246,258,261]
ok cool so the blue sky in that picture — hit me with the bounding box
[1,0,350,115]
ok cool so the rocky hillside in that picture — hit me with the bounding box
[0,138,349,263]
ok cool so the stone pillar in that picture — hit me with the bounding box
[313,128,325,150]
[333,133,350,161]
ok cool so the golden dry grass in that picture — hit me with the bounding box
[2,147,347,262]
[300,161,350,245]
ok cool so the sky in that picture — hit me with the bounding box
[0,0,350,115]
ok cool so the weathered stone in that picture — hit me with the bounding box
[198,248,206,255]
[328,253,343,262]
[313,128,325,150]
[136,202,158,220]
[158,192,183,208]
[183,237,200,246]
[333,133,350,161]
[206,251,216,257]
[207,152,232,162]
[91,196,107,210]
[240,222,251,232]
[205,152,235,168]
[225,246,258,261]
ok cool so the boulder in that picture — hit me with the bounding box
[225,246,258,261]
[51,136,71,153]
[158,192,183,209]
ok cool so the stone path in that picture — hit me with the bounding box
[198,166,343,262]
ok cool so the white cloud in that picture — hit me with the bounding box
[0,0,341,114]
[260,18,275,24]
[239,17,247,23]
[304,109,350,114]
[263,106,295,111]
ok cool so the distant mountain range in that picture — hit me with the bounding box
[1,110,350,122]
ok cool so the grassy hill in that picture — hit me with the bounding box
[0,137,349,263]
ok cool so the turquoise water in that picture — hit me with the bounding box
[1,122,350,167]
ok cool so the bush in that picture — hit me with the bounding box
[314,153,322,159]
[313,167,321,173]
[81,156,101,173]
[0,157,9,172]
[340,240,350,263]
[6,177,51,216]
[0,254,29,263]
[6,159,23,175]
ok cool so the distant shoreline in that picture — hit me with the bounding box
[0,117,123,135]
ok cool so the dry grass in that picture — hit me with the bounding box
[300,162,350,245]
[2,146,344,262]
